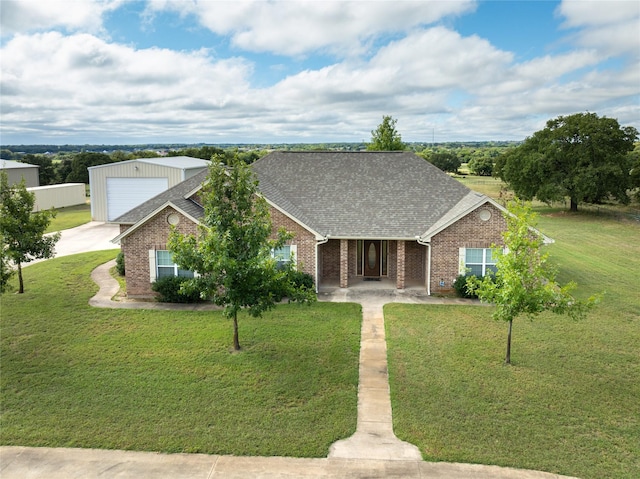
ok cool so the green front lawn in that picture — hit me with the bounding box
[45,203,91,233]
[386,209,640,479]
[1,251,361,457]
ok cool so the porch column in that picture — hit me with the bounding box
[340,239,349,288]
[396,240,405,289]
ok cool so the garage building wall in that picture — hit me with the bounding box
[89,160,205,222]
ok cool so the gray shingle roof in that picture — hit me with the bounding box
[114,151,479,240]
[252,151,472,238]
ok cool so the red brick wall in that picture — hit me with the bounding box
[122,204,317,297]
[120,207,199,297]
[388,240,397,281]
[430,203,506,294]
[405,241,426,281]
[348,240,357,278]
[321,239,340,279]
[340,239,348,287]
[396,240,406,289]
[268,206,317,279]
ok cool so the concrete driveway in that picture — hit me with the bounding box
[27,221,120,266]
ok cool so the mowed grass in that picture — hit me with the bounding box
[386,209,640,479]
[45,203,91,233]
[455,175,507,199]
[1,251,361,457]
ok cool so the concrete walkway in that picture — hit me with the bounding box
[328,297,421,460]
[0,261,580,479]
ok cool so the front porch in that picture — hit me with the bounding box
[318,276,426,293]
[317,238,428,292]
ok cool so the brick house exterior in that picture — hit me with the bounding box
[112,151,510,297]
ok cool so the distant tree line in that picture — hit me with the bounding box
[0,146,271,186]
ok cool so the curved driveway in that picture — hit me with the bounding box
[26,221,120,267]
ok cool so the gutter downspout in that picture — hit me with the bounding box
[315,235,329,293]
[416,236,431,296]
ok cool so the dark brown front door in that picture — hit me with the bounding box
[363,240,381,277]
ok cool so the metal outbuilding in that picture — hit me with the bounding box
[88,156,209,222]
[0,159,40,187]
[28,183,87,212]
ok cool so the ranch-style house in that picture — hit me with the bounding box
[111,151,508,297]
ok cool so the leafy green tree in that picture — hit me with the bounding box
[130,150,162,159]
[467,200,597,364]
[54,159,73,184]
[0,171,60,294]
[110,150,133,163]
[66,152,113,184]
[468,155,494,176]
[22,154,57,185]
[422,150,461,173]
[367,115,405,151]
[1,149,16,161]
[495,113,638,211]
[168,146,231,162]
[168,155,315,351]
[0,232,15,293]
[629,143,640,201]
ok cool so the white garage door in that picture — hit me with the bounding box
[106,177,169,221]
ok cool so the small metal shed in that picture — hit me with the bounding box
[0,159,40,187]
[88,156,209,222]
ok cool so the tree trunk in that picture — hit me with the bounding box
[505,319,513,365]
[17,262,24,294]
[233,312,241,351]
[570,198,578,212]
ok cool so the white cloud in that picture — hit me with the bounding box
[267,26,512,113]
[558,0,639,27]
[0,32,255,141]
[0,0,123,35]
[144,0,476,57]
[557,0,640,55]
[0,0,637,144]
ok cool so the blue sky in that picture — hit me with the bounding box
[1,0,638,145]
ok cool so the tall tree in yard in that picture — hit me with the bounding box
[495,113,638,212]
[168,156,315,351]
[467,200,597,364]
[0,171,60,294]
[367,115,405,151]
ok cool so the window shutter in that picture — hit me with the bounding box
[458,248,466,276]
[149,250,157,283]
[290,245,298,265]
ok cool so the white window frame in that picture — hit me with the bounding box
[149,250,194,282]
[272,245,297,268]
[459,247,498,277]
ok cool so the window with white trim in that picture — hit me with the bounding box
[460,248,498,277]
[155,250,194,280]
[272,245,297,269]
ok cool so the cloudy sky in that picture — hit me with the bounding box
[1,0,639,145]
